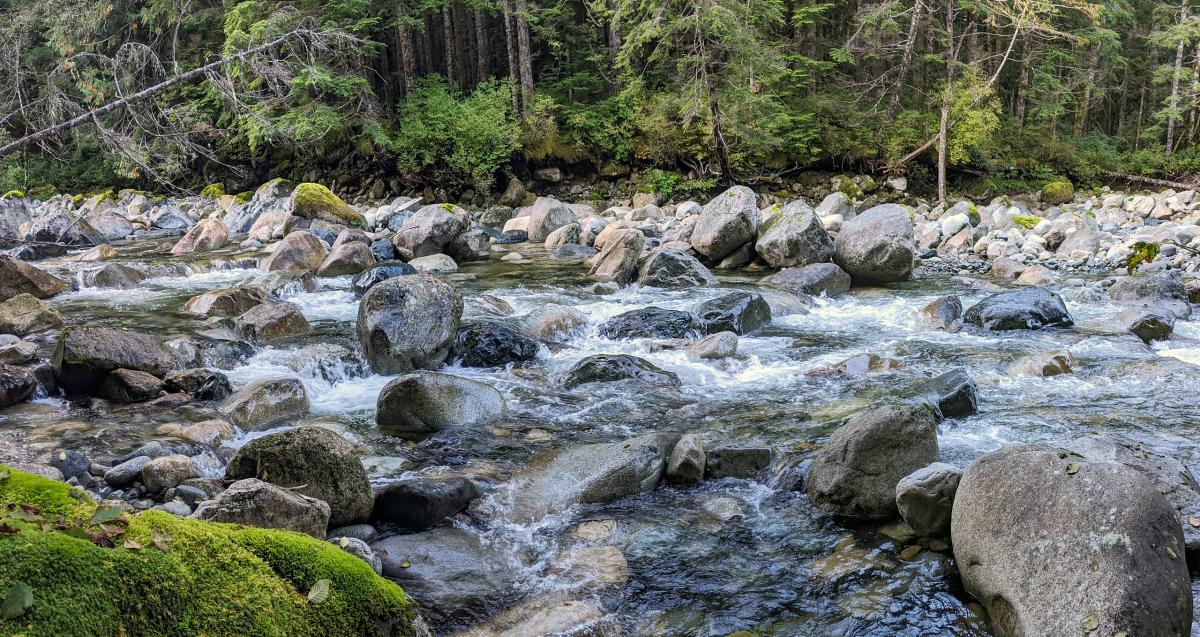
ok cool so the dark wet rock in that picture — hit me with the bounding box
[599,307,694,339]
[53,326,175,396]
[219,377,309,430]
[587,228,644,285]
[226,427,373,527]
[163,368,232,400]
[704,447,773,479]
[1108,271,1191,319]
[665,434,705,485]
[104,456,151,487]
[9,242,68,261]
[350,261,417,297]
[447,225,492,263]
[0,363,36,407]
[0,255,70,301]
[168,336,256,369]
[80,263,147,289]
[0,293,62,335]
[755,200,834,268]
[371,527,510,611]
[235,302,311,344]
[391,204,469,260]
[192,478,330,538]
[763,263,851,298]
[369,238,396,262]
[561,354,681,389]
[925,369,977,418]
[505,433,680,522]
[637,247,717,288]
[452,322,539,368]
[100,368,164,403]
[181,286,268,318]
[962,287,1073,331]
[895,463,960,537]
[1117,308,1174,343]
[922,294,963,331]
[376,371,504,438]
[833,204,915,284]
[715,241,755,270]
[551,244,598,260]
[807,403,942,519]
[372,476,481,531]
[497,230,527,244]
[952,444,1191,637]
[329,523,378,543]
[691,186,760,262]
[259,231,328,273]
[357,274,462,374]
[48,450,90,482]
[696,292,771,335]
[331,536,382,574]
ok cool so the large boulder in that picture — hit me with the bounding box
[370,527,510,611]
[316,240,376,277]
[951,444,1191,637]
[287,182,365,228]
[52,327,175,396]
[807,403,942,519]
[696,292,771,335]
[962,287,1073,330]
[832,204,915,283]
[226,427,373,527]
[561,354,681,389]
[376,371,504,438]
[170,218,229,255]
[219,378,309,430]
[599,307,694,339]
[504,433,680,522]
[451,322,540,368]
[762,263,851,298]
[101,368,164,403]
[181,286,267,318]
[235,302,311,344]
[0,255,70,301]
[259,231,328,273]
[1107,270,1191,319]
[754,200,834,268]
[637,248,717,288]
[391,204,469,260]
[523,197,576,243]
[0,364,37,407]
[446,225,491,262]
[80,263,146,289]
[690,186,760,262]
[587,228,644,285]
[192,478,330,538]
[372,476,481,531]
[0,293,63,335]
[350,262,416,297]
[357,274,462,374]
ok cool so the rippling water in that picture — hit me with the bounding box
[5,242,1200,635]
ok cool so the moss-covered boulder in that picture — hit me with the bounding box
[200,183,226,199]
[0,466,424,637]
[289,183,365,229]
[1040,180,1074,205]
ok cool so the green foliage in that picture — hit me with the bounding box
[638,169,682,197]
[1127,242,1161,273]
[1,191,23,200]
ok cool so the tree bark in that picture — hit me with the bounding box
[442,4,457,84]
[887,0,923,124]
[515,0,535,115]
[503,0,521,114]
[475,9,489,86]
[1167,0,1188,152]
[607,0,622,93]
[1015,31,1030,124]
[937,0,955,207]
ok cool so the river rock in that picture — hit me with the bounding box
[833,204,915,283]
[141,454,195,493]
[520,305,587,342]
[447,226,491,262]
[100,368,164,403]
[666,434,705,484]
[1013,350,1078,377]
[0,364,36,407]
[0,337,36,365]
[80,263,146,289]
[703,447,773,479]
[452,322,539,368]
[226,427,372,527]
[561,354,681,389]
[1108,270,1191,319]
[392,204,469,260]
[0,293,62,334]
[350,261,416,297]
[170,218,229,255]
[104,456,152,487]
[407,253,458,273]
[696,291,771,335]
[376,371,504,438]
[192,478,331,538]
[449,595,604,637]
[962,287,1073,330]
[505,433,679,522]
[689,331,737,359]
[637,247,717,288]
[259,231,328,273]
[755,200,834,268]
[922,295,962,331]
[691,186,760,262]
[331,536,382,575]
[0,255,70,301]
[599,307,694,339]
[372,476,481,531]
[951,444,1191,637]
[316,240,376,277]
[524,197,576,243]
[53,326,175,396]
[155,419,235,446]
[895,463,960,537]
[807,403,942,519]
[543,222,580,250]
[357,274,462,374]
[370,527,510,610]
[925,369,977,418]
[1118,308,1174,343]
[181,286,268,318]
[763,263,851,298]
[163,368,232,400]
[219,377,309,430]
[235,302,311,343]
[587,228,644,284]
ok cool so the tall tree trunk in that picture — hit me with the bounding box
[503,0,520,115]
[475,9,489,86]
[421,17,435,77]
[607,0,622,93]
[1167,0,1188,151]
[397,21,417,97]
[937,0,955,207]
[442,4,457,84]
[1116,60,1131,137]
[1015,32,1031,124]
[1186,42,1200,142]
[515,0,535,115]
[887,0,923,124]
[1075,45,1099,137]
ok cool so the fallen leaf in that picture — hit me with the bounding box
[151,528,172,552]
[400,556,412,569]
[1167,546,1179,560]
[307,579,331,604]
[1082,612,1099,632]
[0,582,32,620]
[90,504,124,526]
[1065,463,1080,475]
[123,539,142,550]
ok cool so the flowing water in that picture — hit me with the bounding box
[4,242,1200,635]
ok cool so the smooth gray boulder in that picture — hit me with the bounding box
[925,369,977,418]
[561,354,681,389]
[390,204,469,260]
[52,326,175,396]
[219,377,309,430]
[637,247,717,288]
[832,204,915,283]
[807,402,941,519]
[357,274,462,374]
[1117,308,1174,343]
[895,462,960,537]
[696,292,771,335]
[587,228,644,285]
[370,527,510,610]
[372,476,481,531]
[962,287,1073,331]
[690,186,760,262]
[665,434,705,484]
[754,200,834,268]
[524,197,576,243]
[192,478,331,538]
[1108,270,1191,319]
[762,263,851,298]
[952,444,1191,637]
[376,371,504,438]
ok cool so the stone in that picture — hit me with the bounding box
[48,450,90,482]
[100,368,164,403]
[550,545,629,588]
[287,182,365,228]
[696,291,771,335]
[666,434,705,484]
[1108,270,1191,319]
[0,255,70,301]
[226,427,373,527]
[519,305,587,342]
[372,476,481,531]
[357,274,462,374]
[104,456,151,487]
[163,368,232,401]
[155,419,235,446]
[407,253,458,273]
[689,331,737,359]
[922,295,962,331]
[350,262,416,297]
[0,364,36,407]
[1118,308,1174,343]
[523,197,576,243]
[962,287,1074,330]
[895,463,960,537]
[181,286,268,318]
[925,369,977,418]
[141,454,194,493]
[219,378,309,430]
[80,263,146,289]
[316,240,376,277]
[449,595,603,637]
[691,186,760,262]
[989,256,1026,280]
[259,231,328,272]
[561,354,681,389]
[823,353,904,376]
[951,444,1191,637]
[0,337,35,365]
[587,228,644,284]
[1016,264,1055,286]
[704,447,772,479]
[376,371,505,438]
[370,527,509,609]
[543,223,580,250]
[754,199,834,268]
[816,191,855,219]
[192,478,330,538]
[1012,350,1078,377]
[391,204,469,260]
[53,327,175,396]
[451,322,540,368]
[762,262,851,298]
[832,204,915,283]
[599,307,693,339]
[0,293,62,335]
[331,536,382,575]
[637,247,717,288]
[235,302,311,343]
[807,403,942,519]
[170,218,229,255]
[447,226,491,262]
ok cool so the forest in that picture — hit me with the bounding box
[1,0,1199,200]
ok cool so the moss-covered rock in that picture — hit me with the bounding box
[0,466,422,637]
[1,190,24,200]
[1011,215,1042,230]
[832,175,862,199]
[235,191,254,205]
[1040,180,1074,205]
[200,183,226,199]
[290,183,365,228]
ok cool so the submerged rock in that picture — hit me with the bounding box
[696,292,771,335]
[599,307,694,339]
[962,287,1073,330]
[370,527,510,611]
[376,371,505,438]
[519,305,587,342]
[704,447,773,479]
[561,354,681,389]
[357,274,462,374]
[53,326,175,396]
[451,322,539,368]
[219,377,309,430]
[763,262,851,298]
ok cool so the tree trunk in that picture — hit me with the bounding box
[607,0,622,93]
[1075,45,1099,137]
[1186,42,1200,143]
[398,22,417,96]
[1167,0,1188,151]
[887,0,923,123]
[515,0,535,115]
[475,9,489,86]
[1015,31,1030,124]
[937,0,955,207]
[503,0,520,115]
[422,17,434,77]
[1116,60,1131,137]
[442,4,457,84]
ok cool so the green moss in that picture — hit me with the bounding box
[71,194,83,207]
[1,190,24,200]
[1040,180,1074,205]
[1012,215,1042,230]
[235,191,254,204]
[27,186,55,202]
[0,467,420,637]
[87,188,117,205]
[290,183,365,228]
[832,175,861,199]
[200,183,226,199]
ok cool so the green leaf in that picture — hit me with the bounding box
[0,582,33,620]
[307,579,331,604]
[1082,612,1099,632]
[90,504,124,526]
[1066,463,1081,475]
